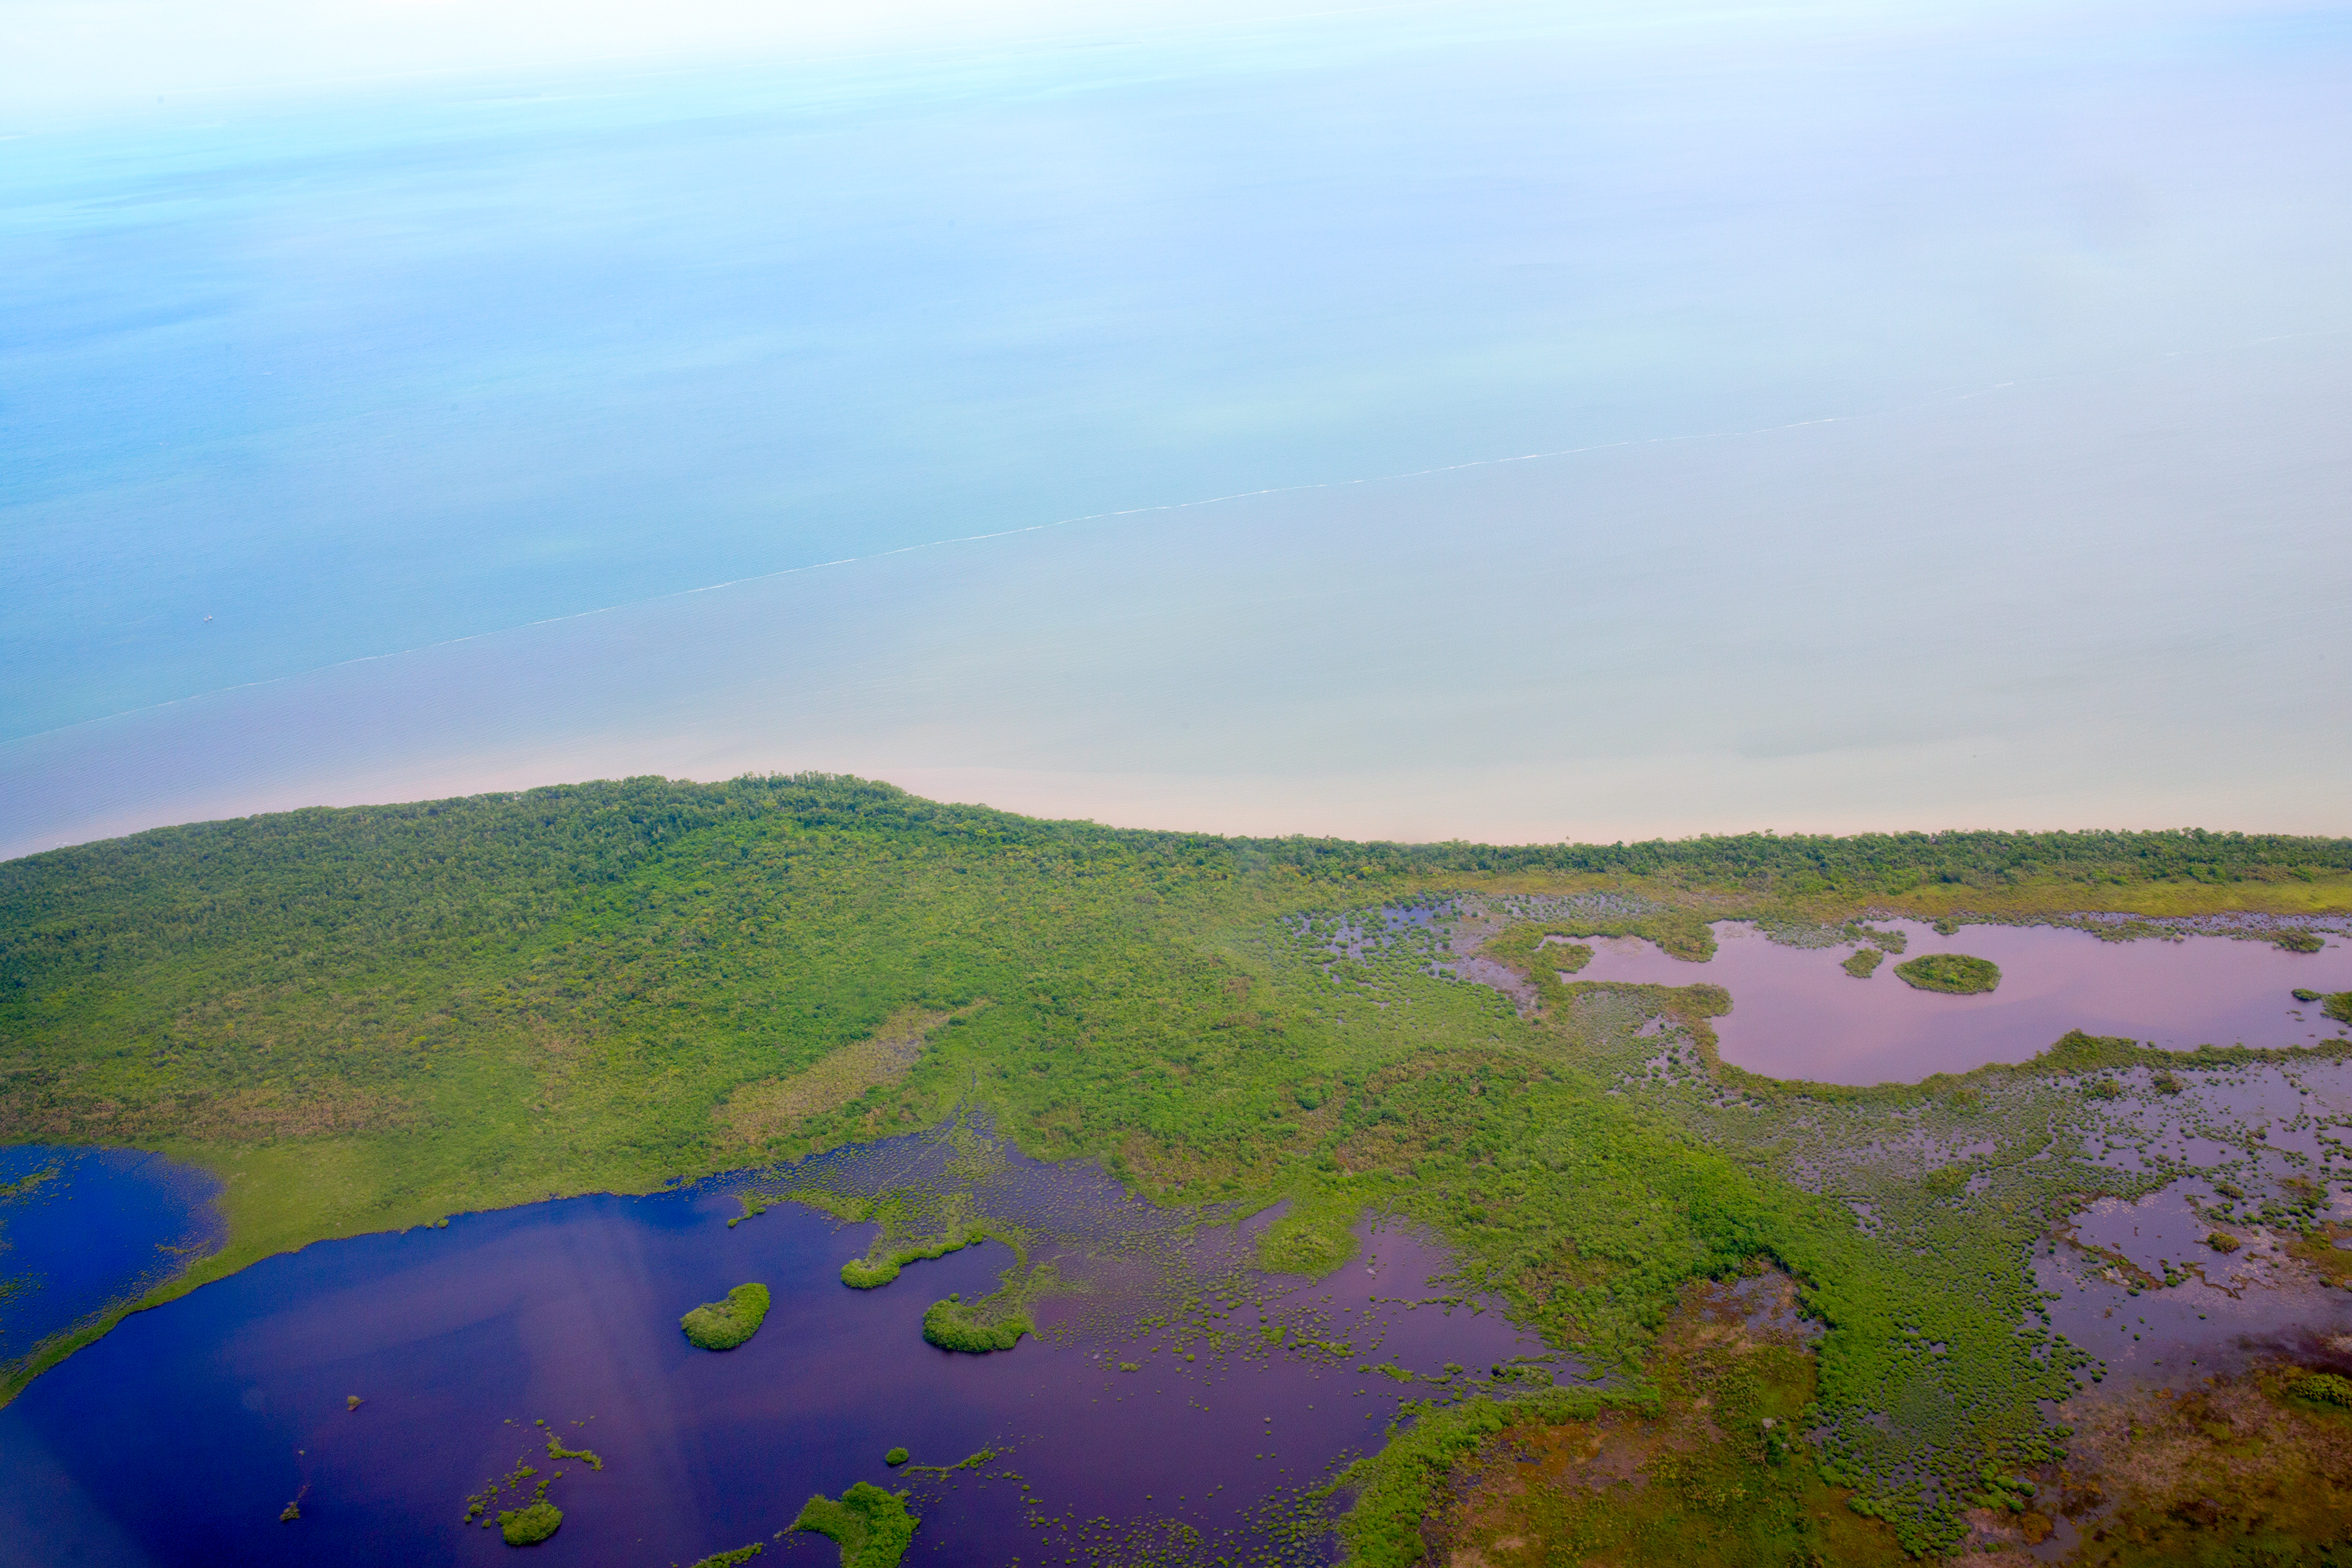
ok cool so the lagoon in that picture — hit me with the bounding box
[1570,922,2352,1086]
[0,1146,222,1369]
[0,1134,1543,1567]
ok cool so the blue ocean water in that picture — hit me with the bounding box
[4,2,2350,849]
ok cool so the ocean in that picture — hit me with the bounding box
[5,1,2349,854]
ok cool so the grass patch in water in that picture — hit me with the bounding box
[1893,953,2001,993]
[1842,947,1884,979]
[681,1282,770,1350]
[792,1481,918,1568]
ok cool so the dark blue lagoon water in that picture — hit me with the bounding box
[0,1145,223,1365]
[0,1137,1548,1568]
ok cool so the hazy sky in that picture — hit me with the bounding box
[3,0,2347,856]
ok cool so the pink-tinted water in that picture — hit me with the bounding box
[1567,921,2351,1086]
[2045,1178,2352,1394]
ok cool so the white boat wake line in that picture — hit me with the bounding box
[9,329,2338,751]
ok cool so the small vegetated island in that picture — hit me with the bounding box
[1893,951,2002,994]
[792,1482,917,1568]
[7,774,2352,1567]
[681,1282,770,1350]
[499,1500,563,1547]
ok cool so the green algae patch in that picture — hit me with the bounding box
[883,1446,908,1466]
[792,1481,918,1568]
[1842,947,1884,979]
[681,1282,770,1350]
[921,1294,1031,1352]
[498,1500,562,1546]
[1893,953,2001,994]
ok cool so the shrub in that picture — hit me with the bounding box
[884,1448,909,1467]
[498,1501,563,1546]
[921,1298,1031,1353]
[1843,948,1885,979]
[2287,1371,2352,1411]
[1893,954,2001,994]
[2208,1231,2242,1254]
[688,1546,763,1568]
[681,1282,772,1350]
[793,1482,919,1568]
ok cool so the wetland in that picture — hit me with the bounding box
[5,777,2352,1565]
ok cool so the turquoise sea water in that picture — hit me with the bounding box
[5,3,2349,851]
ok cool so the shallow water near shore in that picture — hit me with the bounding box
[0,1145,223,1365]
[0,1136,1544,1568]
[1569,921,2352,1086]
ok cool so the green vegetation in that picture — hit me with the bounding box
[2049,1366,2352,1565]
[840,1228,977,1288]
[1378,1274,1897,1568]
[687,1546,762,1568]
[900,1446,995,1476]
[921,1293,1031,1352]
[2278,930,2327,953]
[792,1481,919,1568]
[1842,947,1884,979]
[883,1447,908,1467]
[2328,991,2352,1025]
[498,1501,562,1546]
[681,1282,770,1350]
[544,1431,602,1468]
[1893,953,2001,994]
[2289,1371,2352,1412]
[5,775,2351,1556]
